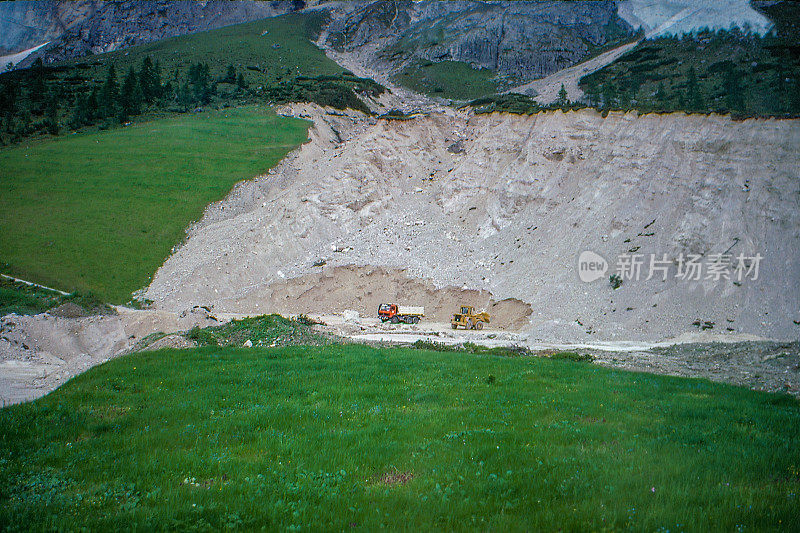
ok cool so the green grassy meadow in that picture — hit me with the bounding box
[0,106,309,302]
[0,345,797,530]
[392,60,502,101]
[66,12,341,91]
[0,12,377,146]
[0,277,65,316]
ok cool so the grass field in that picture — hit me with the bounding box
[0,277,111,317]
[66,12,341,91]
[0,345,797,530]
[0,106,310,302]
[0,12,377,145]
[392,60,502,101]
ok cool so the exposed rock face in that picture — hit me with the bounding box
[3,1,634,83]
[0,0,309,65]
[618,0,773,38]
[0,1,96,55]
[326,1,635,83]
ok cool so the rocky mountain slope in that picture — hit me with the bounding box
[0,0,310,64]
[0,0,90,55]
[144,103,800,343]
[2,0,635,83]
[618,0,773,38]
[323,0,634,86]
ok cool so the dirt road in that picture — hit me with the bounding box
[2,306,797,407]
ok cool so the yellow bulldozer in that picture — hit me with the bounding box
[451,305,490,330]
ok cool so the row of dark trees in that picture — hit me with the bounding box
[70,58,248,128]
[583,64,799,116]
[0,55,255,144]
[70,57,163,128]
[579,24,800,117]
[1,50,379,146]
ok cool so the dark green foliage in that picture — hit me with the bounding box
[223,64,237,84]
[548,351,595,363]
[43,90,59,135]
[185,314,337,347]
[99,64,119,119]
[469,93,542,115]
[186,62,213,105]
[176,81,193,112]
[263,74,383,113]
[610,273,623,289]
[602,80,618,109]
[0,277,112,317]
[580,25,800,117]
[0,278,63,316]
[236,72,247,89]
[28,58,45,105]
[69,87,99,129]
[0,78,20,119]
[0,12,379,146]
[685,66,704,111]
[557,83,569,106]
[137,56,160,104]
[468,92,585,115]
[584,77,601,106]
[119,66,143,120]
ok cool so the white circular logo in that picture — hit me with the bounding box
[578,250,608,282]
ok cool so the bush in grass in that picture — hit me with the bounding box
[185,325,219,347]
[549,351,595,363]
[184,314,334,347]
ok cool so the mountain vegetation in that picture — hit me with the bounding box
[579,2,800,118]
[0,12,383,146]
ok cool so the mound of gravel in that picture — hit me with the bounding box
[47,302,91,318]
[145,105,800,343]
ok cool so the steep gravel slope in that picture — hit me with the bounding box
[145,106,800,342]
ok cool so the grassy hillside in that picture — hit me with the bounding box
[83,12,337,86]
[392,60,501,101]
[0,277,112,317]
[0,12,381,146]
[0,345,797,530]
[0,106,309,302]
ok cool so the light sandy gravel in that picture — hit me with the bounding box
[145,104,800,344]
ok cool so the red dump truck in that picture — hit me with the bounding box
[378,303,425,324]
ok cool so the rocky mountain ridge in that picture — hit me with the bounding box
[0,0,311,64]
[2,0,635,82]
[324,0,634,85]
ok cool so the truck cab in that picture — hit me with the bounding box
[378,303,424,324]
[378,303,397,322]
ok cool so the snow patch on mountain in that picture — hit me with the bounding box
[618,0,773,38]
